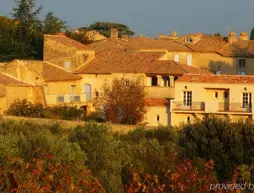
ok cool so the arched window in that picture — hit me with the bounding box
[84,84,92,102]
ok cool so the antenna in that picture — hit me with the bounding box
[226,26,231,35]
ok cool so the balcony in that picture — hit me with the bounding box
[46,94,87,105]
[70,95,80,102]
[173,101,205,111]
[219,102,252,113]
[145,86,175,98]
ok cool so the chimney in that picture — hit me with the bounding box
[228,32,237,44]
[122,34,128,40]
[110,28,118,39]
[239,32,248,41]
[140,34,143,39]
[196,32,203,38]
[172,30,177,37]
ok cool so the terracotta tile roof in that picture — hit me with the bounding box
[176,74,254,84]
[76,48,212,75]
[4,60,82,82]
[0,72,31,87]
[217,40,254,57]
[145,98,170,107]
[44,35,92,50]
[88,38,192,53]
[42,62,82,81]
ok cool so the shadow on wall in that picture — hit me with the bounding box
[200,61,234,74]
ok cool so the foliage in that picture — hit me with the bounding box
[43,12,66,34]
[180,115,254,181]
[65,30,92,44]
[251,28,254,40]
[87,22,135,38]
[99,77,147,125]
[0,150,105,192]
[86,110,106,123]
[69,122,130,192]
[6,99,86,121]
[6,99,44,118]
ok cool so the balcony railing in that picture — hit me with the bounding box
[56,95,64,103]
[219,102,252,113]
[70,95,80,102]
[173,101,205,111]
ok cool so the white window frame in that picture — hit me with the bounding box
[187,54,192,66]
[242,92,252,108]
[238,71,246,75]
[183,91,192,107]
[65,62,71,70]
[174,54,180,62]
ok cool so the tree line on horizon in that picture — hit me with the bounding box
[0,0,135,62]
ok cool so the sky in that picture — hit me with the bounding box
[1,0,254,38]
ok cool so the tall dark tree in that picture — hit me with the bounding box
[250,28,254,40]
[11,0,43,59]
[43,12,66,35]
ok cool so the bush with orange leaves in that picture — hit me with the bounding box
[125,159,218,193]
[0,149,105,193]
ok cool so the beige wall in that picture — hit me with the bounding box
[192,53,254,75]
[144,106,170,127]
[171,81,254,126]
[44,37,95,70]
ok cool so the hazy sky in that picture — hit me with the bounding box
[1,0,254,37]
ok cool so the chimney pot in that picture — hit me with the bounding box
[228,32,237,44]
[172,30,177,37]
[239,32,248,41]
[140,34,143,39]
[110,28,118,39]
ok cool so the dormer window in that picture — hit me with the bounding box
[185,38,193,43]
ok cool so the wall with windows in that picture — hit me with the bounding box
[161,51,192,65]
[44,37,95,70]
[171,81,254,126]
[191,53,254,75]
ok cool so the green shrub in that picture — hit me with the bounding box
[6,99,44,117]
[86,111,106,123]
[179,115,254,181]
[69,122,130,192]
[6,99,86,121]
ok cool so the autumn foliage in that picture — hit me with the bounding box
[98,77,147,125]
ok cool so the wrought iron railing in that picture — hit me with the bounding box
[173,101,205,111]
[56,95,64,103]
[70,95,80,102]
[219,102,252,113]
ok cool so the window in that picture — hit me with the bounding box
[162,76,170,87]
[224,91,228,99]
[238,59,246,68]
[183,91,192,106]
[157,115,160,122]
[95,91,99,98]
[185,38,193,43]
[151,76,158,86]
[242,93,252,108]
[174,54,180,62]
[65,62,71,70]
[215,92,218,98]
[187,116,190,123]
[125,80,130,86]
[187,54,192,66]
[71,85,75,95]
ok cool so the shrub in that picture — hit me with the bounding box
[6,99,86,121]
[0,150,105,193]
[6,99,44,117]
[69,122,130,192]
[86,111,106,123]
[179,115,254,181]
